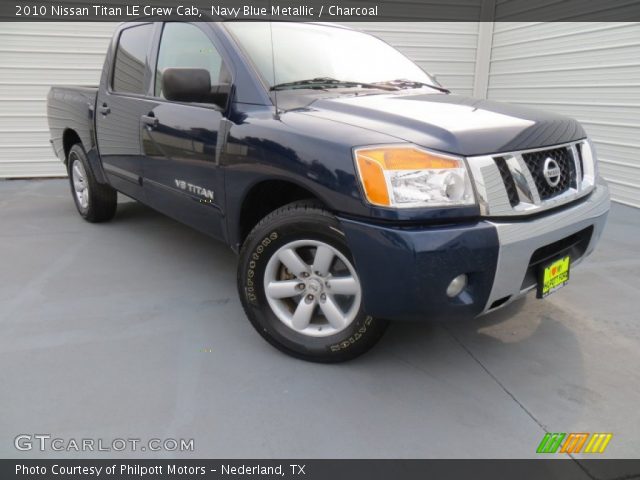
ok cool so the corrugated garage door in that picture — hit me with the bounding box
[0,22,116,178]
[486,22,640,208]
[0,21,478,178]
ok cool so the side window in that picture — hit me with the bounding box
[112,24,154,94]
[155,23,229,99]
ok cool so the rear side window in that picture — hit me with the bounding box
[155,23,228,98]
[112,24,153,94]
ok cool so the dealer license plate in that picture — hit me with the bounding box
[538,255,571,298]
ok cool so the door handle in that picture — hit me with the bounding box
[141,114,158,129]
[98,104,110,115]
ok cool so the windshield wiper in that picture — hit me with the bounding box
[372,79,450,94]
[270,77,396,91]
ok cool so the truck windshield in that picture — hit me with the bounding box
[224,22,440,91]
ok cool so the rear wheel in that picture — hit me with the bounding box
[68,144,117,222]
[238,201,388,363]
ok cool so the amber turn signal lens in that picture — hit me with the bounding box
[355,152,390,206]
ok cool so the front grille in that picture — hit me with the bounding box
[522,147,577,200]
[468,140,595,217]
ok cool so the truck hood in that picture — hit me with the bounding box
[300,92,586,156]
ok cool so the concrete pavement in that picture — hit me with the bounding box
[1,179,638,478]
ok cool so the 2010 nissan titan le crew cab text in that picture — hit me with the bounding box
[47,21,610,362]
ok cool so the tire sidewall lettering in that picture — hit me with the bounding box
[328,316,373,352]
[244,231,279,306]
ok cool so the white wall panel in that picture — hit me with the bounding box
[0,22,116,177]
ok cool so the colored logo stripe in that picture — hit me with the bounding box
[560,433,589,454]
[537,433,566,453]
[584,433,613,454]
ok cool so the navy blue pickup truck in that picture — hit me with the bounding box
[47,21,610,362]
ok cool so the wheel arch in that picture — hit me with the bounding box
[62,128,108,184]
[62,128,83,164]
[233,179,330,251]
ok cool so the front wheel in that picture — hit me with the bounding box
[237,201,388,363]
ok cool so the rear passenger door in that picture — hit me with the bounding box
[96,23,154,200]
[140,23,231,240]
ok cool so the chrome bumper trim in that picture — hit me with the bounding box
[481,178,610,314]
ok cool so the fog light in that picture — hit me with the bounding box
[446,274,468,298]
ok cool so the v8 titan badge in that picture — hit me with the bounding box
[538,255,571,298]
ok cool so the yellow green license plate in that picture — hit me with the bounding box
[538,255,571,298]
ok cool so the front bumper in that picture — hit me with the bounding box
[338,179,610,322]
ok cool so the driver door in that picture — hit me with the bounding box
[140,22,231,240]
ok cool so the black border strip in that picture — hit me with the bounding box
[4,0,640,21]
[4,459,640,480]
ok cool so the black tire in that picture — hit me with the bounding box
[67,144,117,222]
[237,200,388,363]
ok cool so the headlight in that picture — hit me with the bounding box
[580,138,598,179]
[354,145,475,208]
